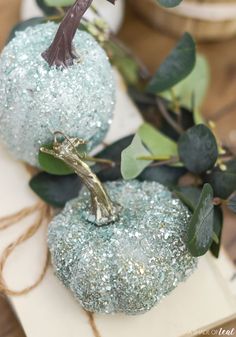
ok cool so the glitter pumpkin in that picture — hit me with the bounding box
[43,134,197,315]
[0,22,115,166]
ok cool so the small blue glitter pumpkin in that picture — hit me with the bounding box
[43,134,197,315]
[0,22,115,166]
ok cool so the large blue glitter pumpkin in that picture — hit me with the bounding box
[48,180,197,315]
[0,22,115,166]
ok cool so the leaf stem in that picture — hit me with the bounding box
[85,156,115,166]
[170,88,180,114]
[137,155,171,161]
[156,98,184,135]
[150,156,180,167]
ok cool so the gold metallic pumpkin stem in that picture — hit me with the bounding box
[40,131,120,226]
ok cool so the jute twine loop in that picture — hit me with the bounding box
[86,311,102,337]
[0,162,101,337]
[0,201,53,296]
[0,202,102,337]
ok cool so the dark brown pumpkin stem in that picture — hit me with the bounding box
[42,0,115,68]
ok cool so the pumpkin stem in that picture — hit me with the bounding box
[40,132,120,226]
[42,0,115,68]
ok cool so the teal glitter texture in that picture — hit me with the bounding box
[48,180,197,315]
[0,22,115,166]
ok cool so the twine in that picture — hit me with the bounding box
[85,311,102,337]
[0,201,53,296]
[0,166,101,336]
[0,202,102,337]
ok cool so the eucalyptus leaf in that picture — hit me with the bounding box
[210,207,223,258]
[157,0,183,7]
[175,186,222,258]
[138,123,178,158]
[30,172,82,208]
[95,135,134,181]
[160,54,209,123]
[30,134,187,207]
[105,40,140,86]
[212,232,219,244]
[187,183,214,257]
[7,17,46,43]
[194,108,205,125]
[178,124,218,174]
[139,165,186,188]
[96,136,134,162]
[175,186,201,212]
[227,192,236,213]
[121,134,152,180]
[44,0,74,7]
[38,144,74,175]
[128,89,195,142]
[159,107,195,142]
[147,33,196,93]
[128,87,157,109]
[36,0,58,15]
[95,135,185,185]
[205,159,236,199]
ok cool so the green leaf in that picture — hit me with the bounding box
[129,88,196,143]
[105,40,140,86]
[147,33,196,93]
[30,172,82,208]
[210,207,223,258]
[160,54,210,123]
[36,0,58,15]
[227,192,236,213]
[139,165,186,188]
[157,0,183,8]
[205,159,236,199]
[138,123,178,158]
[95,135,185,186]
[175,186,202,212]
[212,232,219,244]
[187,184,214,257]
[95,135,134,182]
[175,185,223,258]
[121,134,152,180]
[178,124,218,174]
[38,144,74,175]
[7,17,46,43]
[44,0,74,7]
[31,134,186,207]
[193,109,205,125]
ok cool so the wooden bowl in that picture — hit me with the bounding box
[128,0,236,41]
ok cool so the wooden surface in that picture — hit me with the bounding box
[0,2,236,337]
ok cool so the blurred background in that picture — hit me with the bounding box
[0,0,236,336]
